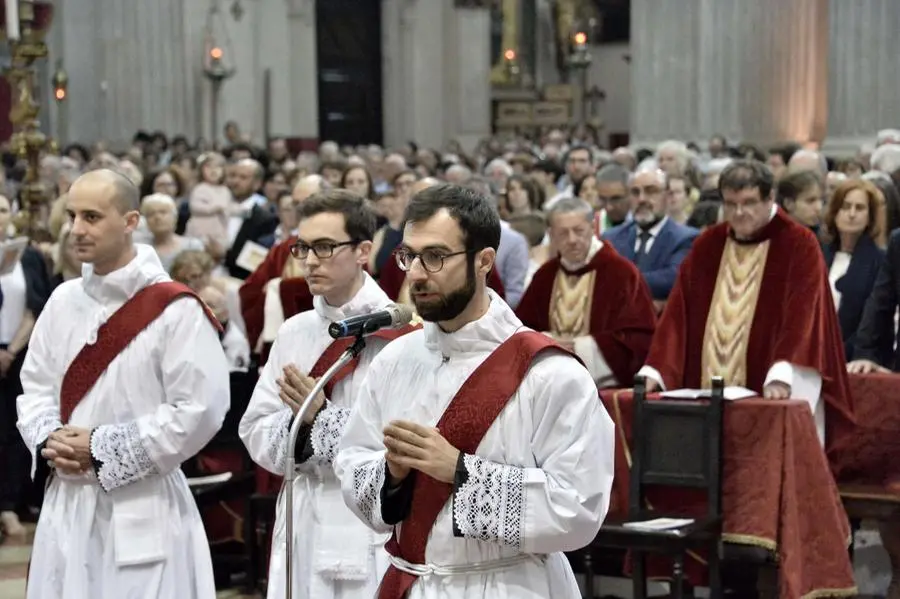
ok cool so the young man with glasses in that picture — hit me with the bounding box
[639,160,854,449]
[335,184,614,599]
[239,189,417,599]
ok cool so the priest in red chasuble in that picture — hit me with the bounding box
[640,160,854,449]
[516,197,657,388]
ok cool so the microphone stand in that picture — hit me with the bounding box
[283,333,367,599]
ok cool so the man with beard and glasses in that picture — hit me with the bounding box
[603,167,698,304]
[335,184,614,599]
[516,196,657,388]
[239,189,418,599]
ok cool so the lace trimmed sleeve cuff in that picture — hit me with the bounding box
[350,459,391,531]
[307,403,350,465]
[451,453,525,549]
[265,409,293,474]
[90,421,160,492]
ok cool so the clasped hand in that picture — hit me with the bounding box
[383,420,460,485]
[41,426,93,475]
[276,364,325,424]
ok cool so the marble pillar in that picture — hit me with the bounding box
[630,0,828,147]
[49,0,311,147]
[381,0,491,151]
[825,0,900,152]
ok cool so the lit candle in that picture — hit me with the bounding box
[6,0,20,41]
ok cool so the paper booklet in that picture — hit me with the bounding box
[660,386,757,401]
[0,237,27,276]
[623,517,695,531]
[235,240,270,273]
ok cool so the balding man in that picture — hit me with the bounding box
[239,174,326,361]
[18,169,229,598]
[225,158,278,278]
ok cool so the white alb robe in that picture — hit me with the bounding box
[335,290,615,599]
[239,273,398,599]
[16,244,230,599]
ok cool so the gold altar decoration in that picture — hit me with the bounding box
[2,0,55,236]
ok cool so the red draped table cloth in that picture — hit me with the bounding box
[599,390,856,599]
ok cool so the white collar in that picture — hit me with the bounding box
[639,215,668,238]
[312,271,393,323]
[422,289,523,359]
[81,243,170,305]
[561,236,603,271]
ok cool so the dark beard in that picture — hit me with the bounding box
[412,259,476,323]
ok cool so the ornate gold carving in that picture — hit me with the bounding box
[4,2,54,236]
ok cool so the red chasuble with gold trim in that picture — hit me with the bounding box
[645,208,854,451]
[515,242,656,385]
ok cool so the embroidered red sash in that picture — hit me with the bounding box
[59,281,221,424]
[378,331,573,599]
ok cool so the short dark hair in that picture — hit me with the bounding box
[718,159,774,199]
[296,188,377,242]
[404,183,501,253]
[776,170,821,206]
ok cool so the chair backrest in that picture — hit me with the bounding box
[628,375,724,520]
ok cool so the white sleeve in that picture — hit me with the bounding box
[238,331,293,475]
[450,356,615,552]
[90,299,231,492]
[764,360,824,444]
[16,296,62,479]
[334,369,393,534]
[637,364,666,390]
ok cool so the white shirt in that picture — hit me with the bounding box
[828,251,851,311]
[227,193,268,246]
[335,291,615,599]
[634,216,668,255]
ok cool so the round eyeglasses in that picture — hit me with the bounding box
[395,248,470,273]
[290,240,357,260]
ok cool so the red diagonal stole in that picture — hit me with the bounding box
[378,330,575,599]
[309,323,422,398]
[59,281,221,424]
[256,323,421,495]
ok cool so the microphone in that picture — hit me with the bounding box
[328,303,415,339]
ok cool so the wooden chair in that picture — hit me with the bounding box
[591,375,725,599]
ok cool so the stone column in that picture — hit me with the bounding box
[825,0,900,153]
[447,6,492,151]
[286,0,318,139]
[55,0,196,145]
[382,1,491,151]
[630,0,828,147]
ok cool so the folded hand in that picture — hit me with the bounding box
[41,426,93,475]
[383,420,460,484]
[276,364,325,423]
